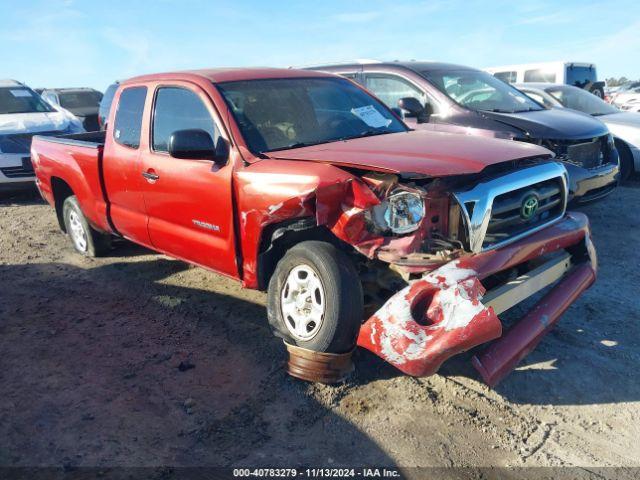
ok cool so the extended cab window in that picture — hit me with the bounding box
[113,86,147,149]
[152,87,219,152]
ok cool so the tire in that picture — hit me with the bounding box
[590,86,605,99]
[615,139,634,181]
[62,196,111,257]
[267,241,363,353]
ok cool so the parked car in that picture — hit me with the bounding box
[610,82,640,112]
[619,100,640,113]
[309,61,619,204]
[40,88,103,131]
[31,68,596,386]
[485,61,605,98]
[517,83,640,179]
[98,81,119,130]
[0,79,83,191]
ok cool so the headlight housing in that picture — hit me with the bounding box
[368,188,425,235]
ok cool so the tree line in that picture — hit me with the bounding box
[606,77,639,86]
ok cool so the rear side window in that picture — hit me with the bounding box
[364,74,427,110]
[524,69,556,83]
[113,86,147,148]
[152,87,219,152]
[494,71,516,83]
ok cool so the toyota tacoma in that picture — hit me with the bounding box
[31,68,597,386]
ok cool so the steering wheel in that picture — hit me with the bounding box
[260,126,288,145]
[321,114,364,136]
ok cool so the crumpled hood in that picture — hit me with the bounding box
[480,108,609,140]
[0,111,72,135]
[264,129,552,176]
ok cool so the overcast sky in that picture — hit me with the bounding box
[2,0,639,92]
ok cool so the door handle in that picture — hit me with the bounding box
[142,171,160,182]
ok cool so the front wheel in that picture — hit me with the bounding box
[267,241,363,353]
[62,196,111,257]
[616,139,635,181]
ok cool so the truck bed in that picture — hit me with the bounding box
[35,130,106,148]
[32,130,113,234]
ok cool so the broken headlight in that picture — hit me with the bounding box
[368,189,425,235]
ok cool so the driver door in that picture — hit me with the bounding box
[139,83,237,277]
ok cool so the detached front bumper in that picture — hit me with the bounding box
[357,212,596,386]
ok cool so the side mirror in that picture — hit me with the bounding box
[168,129,227,163]
[398,97,432,123]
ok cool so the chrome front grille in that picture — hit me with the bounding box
[453,162,568,253]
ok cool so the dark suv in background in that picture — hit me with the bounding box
[309,61,619,204]
[40,88,103,131]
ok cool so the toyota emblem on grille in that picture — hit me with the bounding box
[520,195,539,220]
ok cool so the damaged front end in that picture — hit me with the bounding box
[353,162,597,386]
[239,158,596,386]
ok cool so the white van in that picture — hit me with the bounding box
[0,80,84,191]
[484,61,605,98]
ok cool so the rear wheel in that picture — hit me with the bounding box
[267,241,363,353]
[62,196,111,257]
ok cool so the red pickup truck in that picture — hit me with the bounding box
[31,68,597,386]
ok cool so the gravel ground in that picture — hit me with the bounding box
[0,183,639,478]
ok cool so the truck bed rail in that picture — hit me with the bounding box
[33,131,106,149]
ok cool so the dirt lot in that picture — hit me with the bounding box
[1,184,639,478]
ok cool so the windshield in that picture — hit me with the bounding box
[59,91,102,109]
[546,86,618,116]
[0,87,54,114]
[216,77,407,154]
[422,69,544,113]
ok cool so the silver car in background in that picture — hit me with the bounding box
[517,83,640,180]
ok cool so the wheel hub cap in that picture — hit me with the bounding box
[280,265,325,341]
[68,210,88,252]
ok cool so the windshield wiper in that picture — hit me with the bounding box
[338,129,392,141]
[264,141,323,153]
[264,130,393,154]
[512,107,541,113]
